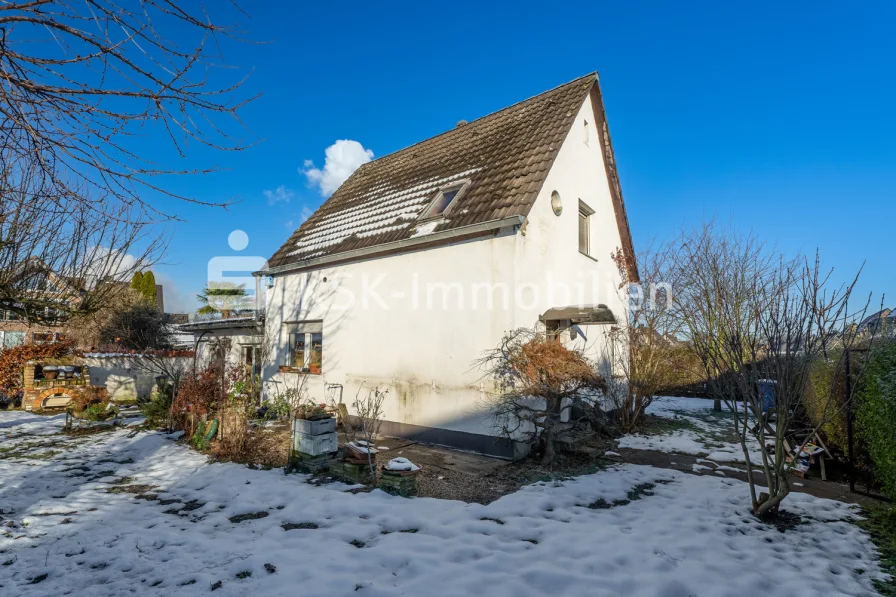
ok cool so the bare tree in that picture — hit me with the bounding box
[0,1,254,321]
[672,222,870,516]
[479,328,607,464]
[0,158,166,321]
[0,0,255,215]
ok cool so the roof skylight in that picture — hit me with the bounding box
[419,180,469,220]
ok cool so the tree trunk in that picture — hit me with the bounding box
[541,430,556,465]
[540,416,557,465]
[713,398,722,412]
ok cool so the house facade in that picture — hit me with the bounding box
[256,74,637,458]
[177,316,263,377]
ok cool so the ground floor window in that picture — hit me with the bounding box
[0,331,25,348]
[240,344,261,377]
[284,321,323,374]
[32,332,54,344]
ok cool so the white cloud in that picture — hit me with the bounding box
[83,246,140,287]
[155,271,195,314]
[263,185,294,205]
[284,220,294,230]
[302,139,373,196]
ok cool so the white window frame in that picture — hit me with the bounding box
[578,200,595,257]
[283,321,323,374]
[418,179,471,221]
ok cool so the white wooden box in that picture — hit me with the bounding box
[292,417,336,436]
[292,431,337,456]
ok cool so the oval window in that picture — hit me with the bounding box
[551,191,562,216]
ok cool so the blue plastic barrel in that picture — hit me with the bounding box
[758,379,777,413]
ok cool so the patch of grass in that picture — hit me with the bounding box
[180,500,204,512]
[18,450,61,460]
[588,482,662,510]
[641,414,697,434]
[479,517,505,525]
[758,509,806,533]
[626,482,656,501]
[229,511,268,523]
[281,522,318,530]
[107,484,156,495]
[857,506,896,597]
[235,571,252,579]
[349,539,366,548]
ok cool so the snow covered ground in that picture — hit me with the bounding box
[618,396,765,464]
[0,410,887,596]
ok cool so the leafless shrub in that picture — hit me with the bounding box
[479,328,607,464]
[353,386,387,477]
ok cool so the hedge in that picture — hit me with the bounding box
[857,342,896,499]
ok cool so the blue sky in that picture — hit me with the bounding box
[149,1,894,313]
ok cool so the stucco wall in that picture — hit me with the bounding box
[192,329,260,371]
[84,356,192,401]
[263,95,629,451]
[513,92,629,372]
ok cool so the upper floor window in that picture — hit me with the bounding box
[578,200,594,257]
[419,180,470,220]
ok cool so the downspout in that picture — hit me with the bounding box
[254,273,263,322]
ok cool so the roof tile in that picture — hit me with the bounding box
[267,74,596,268]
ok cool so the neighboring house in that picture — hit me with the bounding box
[254,73,637,458]
[0,269,86,348]
[0,310,66,348]
[0,272,168,351]
[177,314,263,377]
[857,308,894,336]
[164,313,195,349]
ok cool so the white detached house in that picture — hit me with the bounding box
[256,73,638,458]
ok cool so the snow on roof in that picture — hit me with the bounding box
[268,74,599,269]
[286,169,478,257]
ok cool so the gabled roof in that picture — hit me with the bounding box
[267,73,637,280]
[859,308,893,328]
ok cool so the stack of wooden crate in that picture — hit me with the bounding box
[288,416,337,474]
